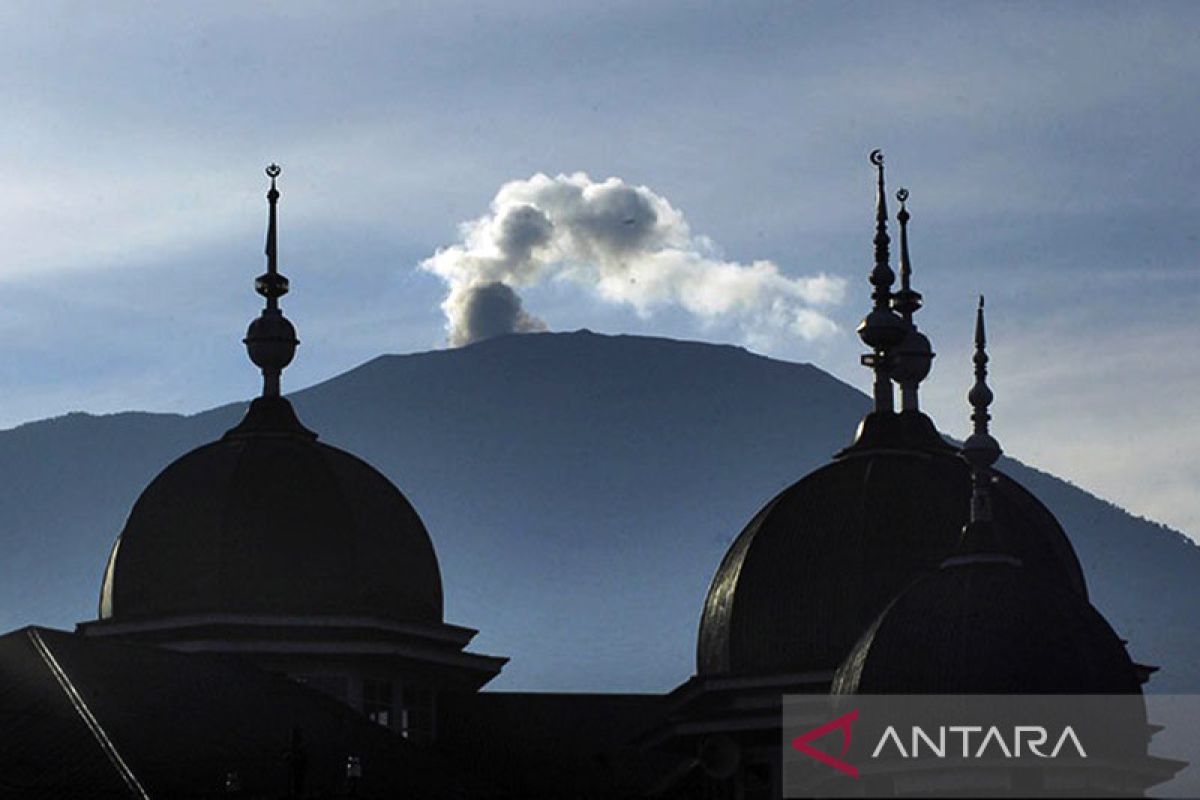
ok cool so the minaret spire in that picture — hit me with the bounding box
[948,296,1019,564]
[964,296,1000,466]
[872,151,891,290]
[855,150,907,414]
[892,188,920,324]
[888,188,933,413]
[244,164,298,399]
[263,164,283,310]
[962,295,1001,524]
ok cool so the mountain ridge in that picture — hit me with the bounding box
[4,330,1196,692]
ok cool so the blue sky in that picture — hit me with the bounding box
[0,1,1196,538]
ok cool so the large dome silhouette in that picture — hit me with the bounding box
[99,397,444,624]
[696,442,1088,677]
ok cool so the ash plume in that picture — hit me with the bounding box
[445,280,546,347]
[421,172,845,347]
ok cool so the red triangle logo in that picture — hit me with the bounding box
[790,709,860,778]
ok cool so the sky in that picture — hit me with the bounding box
[0,1,1196,539]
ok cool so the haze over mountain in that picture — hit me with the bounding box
[4,331,1196,692]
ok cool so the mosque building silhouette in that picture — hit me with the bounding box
[0,153,1182,798]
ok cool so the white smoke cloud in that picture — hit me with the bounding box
[421,172,846,347]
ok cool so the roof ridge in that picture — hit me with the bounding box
[26,628,149,799]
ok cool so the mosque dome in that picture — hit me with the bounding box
[830,555,1139,694]
[98,396,443,624]
[696,443,1087,677]
[697,159,1087,679]
[98,164,443,627]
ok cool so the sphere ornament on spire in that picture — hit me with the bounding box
[244,163,299,399]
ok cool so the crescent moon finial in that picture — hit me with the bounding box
[896,187,909,203]
[869,149,884,167]
[265,163,281,178]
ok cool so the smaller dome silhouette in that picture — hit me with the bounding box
[832,554,1141,694]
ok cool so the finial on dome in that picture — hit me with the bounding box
[258,164,288,310]
[856,150,907,414]
[947,295,1019,566]
[892,188,922,322]
[243,164,299,399]
[962,295,1001,469]
[888,187,934,413]
[870,150,891,287]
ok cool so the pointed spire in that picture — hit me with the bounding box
[888,188,933,413]
[243,164,298,399]
[963,296,1000,467]
[891,188,922,323]
[856,150,907,414]
[947,296,1019,566]
[871,150,892,292]
[258,164,288,312]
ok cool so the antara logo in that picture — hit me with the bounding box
[871,725,1087,760]
[790,710,1087,778]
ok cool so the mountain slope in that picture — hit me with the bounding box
[3,330,1196,691]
